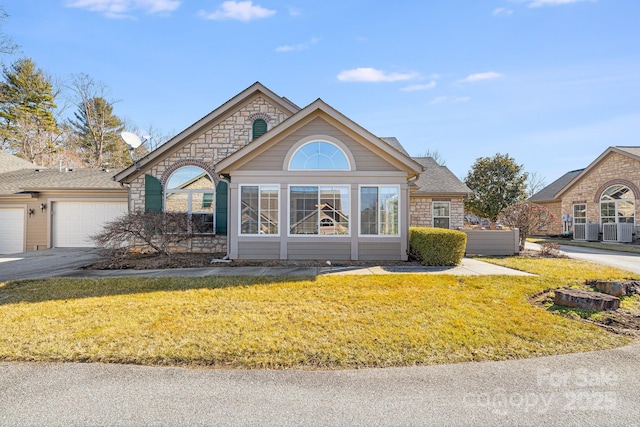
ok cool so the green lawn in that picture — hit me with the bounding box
[0,258,636,369]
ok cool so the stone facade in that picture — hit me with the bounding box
[409,196,465,229]
[128,95,291,253]
[535,150,640,237]
[558,152,640,235]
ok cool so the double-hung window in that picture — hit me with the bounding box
[165,166,215,234]
[432,202,450,229]
[360,186,399,235]
[240,185,279,235]
[289,186,350,235]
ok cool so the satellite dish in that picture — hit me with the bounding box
[120,131,143,149]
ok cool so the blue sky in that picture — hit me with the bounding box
[3,0,639,184]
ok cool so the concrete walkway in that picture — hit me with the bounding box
[0,248,533,281]
[57,257,534,279]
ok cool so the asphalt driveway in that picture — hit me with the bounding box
[1,343,638,427]
[0,247,104,282]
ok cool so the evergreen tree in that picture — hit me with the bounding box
[0,57,60,165]
[69,95,128,167]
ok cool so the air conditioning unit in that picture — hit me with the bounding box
[585,223,600,241]
[574,223,598,241]
[617,223,634,243]
[602,223,634,243]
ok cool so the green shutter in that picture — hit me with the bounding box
[215,181,228,235]
[252,119,267,140]
[145,174,163,212]
[202,193,213,208]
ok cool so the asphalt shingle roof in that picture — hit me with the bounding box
[0,151,39,173]
[411,157,472,195]
[528,169,584,202]
[0,168,124,195]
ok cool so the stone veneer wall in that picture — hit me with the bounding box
[558,152,640,235]
[409,196,465,229]
[128,96,291,253]
[534,200,563,235]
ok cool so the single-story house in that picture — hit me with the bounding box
[0,151,127,254]
[112,82,471,261]
[530,146,640,242]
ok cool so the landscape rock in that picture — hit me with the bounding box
[592,281,627,297]
[554,288,620,311]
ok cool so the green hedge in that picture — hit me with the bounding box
[409,227,467,266]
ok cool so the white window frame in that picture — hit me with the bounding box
[238,184,280,236]
[286,136,353,171]
[432,201,451,229]
[358,185,401,237]
[287,184,351,237]
[599,185,635,226]
[164,167,215,235]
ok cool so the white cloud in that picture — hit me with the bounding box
[492,7,513,15]
[459,71,503,83]
[429,96,448,105]
[275,37,319,53]
[198,1,276,21]
[526,0,595,7]
[337,67,419,83]
[66,0,180,18]
[400,81,437,92]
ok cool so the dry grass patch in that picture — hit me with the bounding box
[0,263,633,369]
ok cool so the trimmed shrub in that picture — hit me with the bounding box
[409,227,467,266]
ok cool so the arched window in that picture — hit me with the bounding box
[165,166,215,234]
[252,119,267,140]
[289,141,350,170]
[600,184,635,224]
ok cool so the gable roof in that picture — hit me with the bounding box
[554,146,640,199]
[114,82,301,184]
[0,168,124,196]
[215,98,424,176]
[528,169,584,202]
[410,157,472,196]
[0,151,39,173]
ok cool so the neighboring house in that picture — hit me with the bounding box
[114,82,470,260]
[0,151,127,254]
[530,146,640,242]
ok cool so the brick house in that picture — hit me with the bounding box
[530,146,640,242]
[110,82,470,260]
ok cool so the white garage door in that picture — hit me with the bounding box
[52,201,128,247]
[0,208,25,254]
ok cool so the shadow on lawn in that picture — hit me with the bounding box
[0,274,316,306]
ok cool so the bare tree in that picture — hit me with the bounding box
[67,73,128,167]
[499,202,555,250]
[91,211,195,258]
[0,7,18,55]
[415,149,446,166]
[526,171,547,198]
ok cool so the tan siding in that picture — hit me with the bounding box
[358,241,402,260]
[239,117,399,172]
[464,230,519,256]
[26,200,47,250]
[237,241,280,259]
[287,241,351,260]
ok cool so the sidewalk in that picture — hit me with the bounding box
[56,257,534,278]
